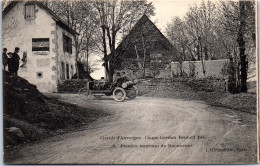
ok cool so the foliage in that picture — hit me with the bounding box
[2,0,9,11]
[89,0,155,82]
[165,0,256,92]
[221,61,229,78]
[47,0,155,81]
[166,1,218,61]
[48,1,98,57]
[47,0,100,78]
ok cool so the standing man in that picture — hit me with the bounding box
[2,48,8,71]
[9,47,20,75]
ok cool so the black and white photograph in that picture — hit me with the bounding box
[2,0,258,164]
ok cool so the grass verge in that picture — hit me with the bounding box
[3,71,109,148]
[136,78,256,115]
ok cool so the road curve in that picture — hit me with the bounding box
[5,94,257,164]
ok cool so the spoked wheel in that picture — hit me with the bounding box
[78,88,92,100]
[113,87,126,102]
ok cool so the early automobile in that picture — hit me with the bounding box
[78,76,138,102]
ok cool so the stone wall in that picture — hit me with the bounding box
[115,66,171,80]
[57,79,89,93]
[171,59,229,79]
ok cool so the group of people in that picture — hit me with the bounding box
[2,47,20,75]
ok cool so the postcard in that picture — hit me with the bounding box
[2,0,258,164]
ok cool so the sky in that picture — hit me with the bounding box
[149,0,199,32]
[90,0,201,79]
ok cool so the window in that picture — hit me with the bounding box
[32,38,49,51]
[150,53,162,67]
[150,53,162,60]
[63,34,72,54]
[25,4,35,20]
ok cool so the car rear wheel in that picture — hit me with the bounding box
[78,88,92,100]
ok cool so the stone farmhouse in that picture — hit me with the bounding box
[2,1,78,92]
[114,15,177,78]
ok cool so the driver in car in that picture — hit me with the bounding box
[114,72,131,87]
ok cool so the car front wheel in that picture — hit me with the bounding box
[113,87,126,102]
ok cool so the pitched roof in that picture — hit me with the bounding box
[2,1,79,36]
[116,14,174,52]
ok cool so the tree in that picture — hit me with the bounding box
[166,1,217,77]
[2,0,9,11]
[48,0,98,78]
[165,0,255,88]
[185,1,218,76]
[2,0,18,47]
[46,0,154,81]
[91,0,155,82]
[220,0,256,92]
[165,17,189,76]
[166,17,189,62]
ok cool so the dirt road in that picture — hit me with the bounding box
[5,94,257,164]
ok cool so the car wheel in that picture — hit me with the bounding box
[113,87,126,102]
[78,88,92,100]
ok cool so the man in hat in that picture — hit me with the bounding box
[114,71,131,87]
[9,47,20,75]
